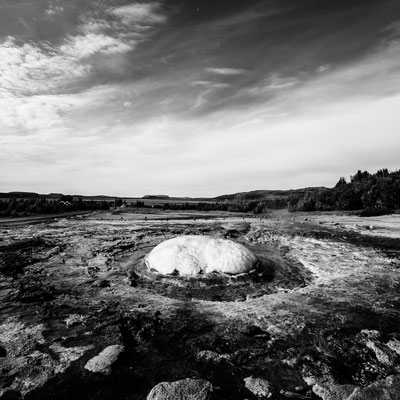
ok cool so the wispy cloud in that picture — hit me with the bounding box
[191,80,230,89]
[264,74,297,89]
[45,3,64,17]
[0,37,88,96]
[0,85,118,134]
[205,67,247,76]
[280,27,400,113]
[0,1,169,134]
[0,33,133,132]
[111,3,166,25]
[244,74,297,97]
[60,33,133,58]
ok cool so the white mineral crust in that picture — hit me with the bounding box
[145,235,258,276]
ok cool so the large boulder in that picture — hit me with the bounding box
[146,378,213,400]
[145,235,258,276]
[312,375,400,400]
[84,345,124,375]
[244,376,273,398]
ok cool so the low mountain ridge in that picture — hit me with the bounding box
[214,187,327,201]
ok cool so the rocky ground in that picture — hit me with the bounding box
[0,211,400,399]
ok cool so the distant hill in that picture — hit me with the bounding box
[142,195,170,199]
[214,187,327,201]
[7,191,40,196]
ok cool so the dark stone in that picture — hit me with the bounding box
[146,378,213,400]
[241,325,271,340]
[93,280,110,288]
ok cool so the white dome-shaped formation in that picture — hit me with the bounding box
[145,235,258,276]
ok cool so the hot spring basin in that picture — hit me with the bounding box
[144,235,258,276]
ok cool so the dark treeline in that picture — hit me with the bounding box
[0,197,279,217]
[0,196,111,217]
[288,169,400,215]
[160,197,287,214]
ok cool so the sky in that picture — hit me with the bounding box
[1,0,400,197]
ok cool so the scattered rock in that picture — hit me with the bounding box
[359,329,381,340]
[387,340,400,356]
[312,383,357,400]
[84,344,124,375]
[348,374,400,399]
[359,330,397,366]
[146,378,213,400]
[0,318,46,357]
[244,376,273,398]
[65,314,86,328]
[196,350,233,366]
[365,340,395,366]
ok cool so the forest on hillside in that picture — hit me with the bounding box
[164,169,400,215]
[288,169,400,215]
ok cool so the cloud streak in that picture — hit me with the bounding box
[205,67,247,76]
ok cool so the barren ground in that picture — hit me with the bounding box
[1,210,400,399]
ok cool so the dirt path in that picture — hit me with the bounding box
[0,211,95,226]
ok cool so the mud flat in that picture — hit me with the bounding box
[0,211,400,399]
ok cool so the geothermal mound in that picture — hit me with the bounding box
[145,235,258,276]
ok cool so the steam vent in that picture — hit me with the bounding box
[145,235,258,276]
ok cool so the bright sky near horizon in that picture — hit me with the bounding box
[1,0,400,197]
